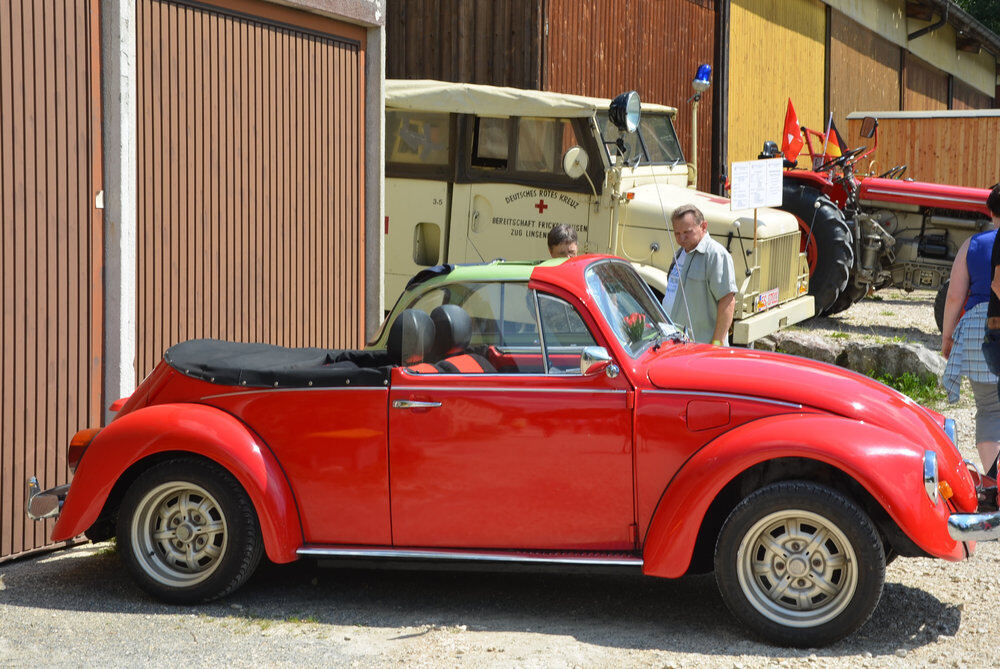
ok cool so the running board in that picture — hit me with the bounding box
[297,545,643,567]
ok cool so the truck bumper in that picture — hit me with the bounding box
[26,477,69,521]
[948,510,1000,542]
[732,295,815,345]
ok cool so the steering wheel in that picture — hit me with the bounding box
[815,146,866,172]
[879,164,907,179]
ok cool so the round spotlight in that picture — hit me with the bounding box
[609,91,641,134]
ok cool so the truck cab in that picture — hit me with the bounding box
[385,80,814,344]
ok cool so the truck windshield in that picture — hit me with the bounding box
[585,260,680,357]
[596,111,684,166]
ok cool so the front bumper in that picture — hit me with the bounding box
[732,295,815,345]
[948,511,1000,542]
[26,477,69,521]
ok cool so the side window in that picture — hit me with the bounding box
[537,293,596,374]
[386,111,451,177]
[471,117,510,168]
[515,118,578,175]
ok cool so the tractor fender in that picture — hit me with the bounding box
[51,403,301,563]
[632,263,671,297]
[783,170,833,192]
[641,413,965,579]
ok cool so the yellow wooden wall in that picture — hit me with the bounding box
[728,0,826,165]
[829,11,900,136]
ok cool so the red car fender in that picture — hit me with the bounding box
[51,403,301,563]
[641,414,965,579]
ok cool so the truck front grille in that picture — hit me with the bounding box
[756,232,800,304]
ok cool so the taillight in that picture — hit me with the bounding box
[68,428,101,474]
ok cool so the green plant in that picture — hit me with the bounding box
[869,371,945,406]
[829,332,850,340]
[880,310,895,317]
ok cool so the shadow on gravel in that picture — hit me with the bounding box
[0,544,962,659]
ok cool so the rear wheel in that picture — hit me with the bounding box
[825,281,870,317]
[780,183,854,315]
[714,481,885,647]
[117,458,263,603]
[935,279,949,332]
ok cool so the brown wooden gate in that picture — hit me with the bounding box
[0,0,104,561]
[136,0,367,379]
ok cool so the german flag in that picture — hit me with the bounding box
[825,119,847,159]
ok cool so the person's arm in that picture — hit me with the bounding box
[941,238,971,359]
[712,293,736,344]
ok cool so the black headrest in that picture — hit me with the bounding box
[387,309,435,365]
[430,304,472,359]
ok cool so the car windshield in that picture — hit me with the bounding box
[596,111,684,166]
[585,260,681,356]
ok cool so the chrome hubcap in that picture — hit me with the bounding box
[736,509,858,628]
[131,482,228,587]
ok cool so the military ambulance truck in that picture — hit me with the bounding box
[384,80,814,344]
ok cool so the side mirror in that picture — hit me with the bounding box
[562,146,589,179]
[859,116,878,139]
[581,346,619,378]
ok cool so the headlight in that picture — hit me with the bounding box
[923,450,939,504]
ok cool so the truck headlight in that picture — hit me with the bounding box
[924,450,939,504]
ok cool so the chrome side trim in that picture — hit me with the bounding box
[201,387,389,400]
[948,510,1000,542]
[393,386,626,394]
[944,418,957,444]
[297,546,643,566]
[640,389,802,409]
[392,400,442,409]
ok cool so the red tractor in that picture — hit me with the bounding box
[764,117,994,327]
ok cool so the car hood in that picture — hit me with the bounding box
[646,344,947,449]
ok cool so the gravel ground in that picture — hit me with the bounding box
[3,288,998,669]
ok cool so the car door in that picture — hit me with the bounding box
[387,285,635,551]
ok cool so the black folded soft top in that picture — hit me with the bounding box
[165,339,393,388]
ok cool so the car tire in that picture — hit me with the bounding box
[714,480,885,647]
[934,279,949,333]
[116,457,263,604]
[780,183,854,315]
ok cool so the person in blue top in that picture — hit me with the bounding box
[943,184,1000,476]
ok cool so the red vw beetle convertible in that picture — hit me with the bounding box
[28,255,1000,646]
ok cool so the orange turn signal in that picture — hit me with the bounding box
[68,428,101,474]
[938,480,954,500]
[626,192,635,200]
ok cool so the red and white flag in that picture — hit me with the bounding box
[781,99,804,164]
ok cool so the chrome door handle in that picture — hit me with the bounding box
[392,400,442,409]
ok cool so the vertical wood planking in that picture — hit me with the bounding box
[846,113,1000,189]
[1,0,102,561]
[135,0,365,379]
[829,10,900,138]
[904,53,949,111]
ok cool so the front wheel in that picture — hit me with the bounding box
[117,458,263,603]
[934,279,949,333]
[714,481,885,647]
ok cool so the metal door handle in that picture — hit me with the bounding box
[392,400,442,409]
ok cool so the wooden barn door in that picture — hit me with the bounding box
[0,0,104,561]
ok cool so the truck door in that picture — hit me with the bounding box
[384,111,454,305]
[449,116,597,264]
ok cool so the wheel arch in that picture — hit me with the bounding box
[640,414,963,579]
[683,457,926,575]
[52,403,303,563]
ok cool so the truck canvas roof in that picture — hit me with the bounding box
[386,79,677,118]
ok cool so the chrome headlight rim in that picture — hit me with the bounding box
[924,450,939,505]
[943,418,956,444]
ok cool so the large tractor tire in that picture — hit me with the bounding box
[825,282,870,317]
[934,279,949,333]
[780,183,854,315]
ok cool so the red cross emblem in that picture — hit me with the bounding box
[534,199,548,214]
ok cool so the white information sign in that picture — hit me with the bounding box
[730,158,783,211]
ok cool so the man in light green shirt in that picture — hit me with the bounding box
[662,204,737,345]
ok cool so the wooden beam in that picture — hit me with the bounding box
[905,1,934,22]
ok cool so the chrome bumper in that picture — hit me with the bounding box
[26,477,69,521]
[948,510,1000,542]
